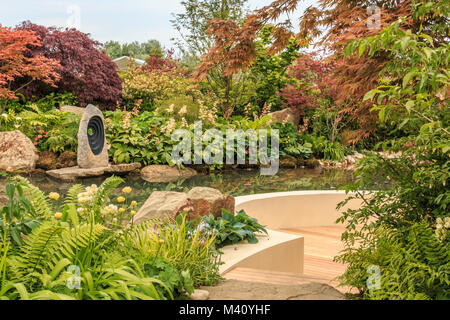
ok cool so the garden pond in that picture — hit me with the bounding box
[13,167,363,204]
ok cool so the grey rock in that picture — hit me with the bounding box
[141,165,198,183]
[60,105,85,116]
[134,187,235,225]
[46,163,141,182]
[133,191,188,224]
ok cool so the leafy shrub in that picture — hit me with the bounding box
[272,121,312,159]
[0,176,217,300]
[122,214,221,286]
[122,67,190,111]
[0,182,40,245]
[335,8,449,300]
[14,22,123,109]
[202,210,268,248]
[0,105,80,154]
[104,110,177,165]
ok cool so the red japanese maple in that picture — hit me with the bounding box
[0,26,60,102]
[15,22,123,109]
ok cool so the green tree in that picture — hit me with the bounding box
[104,40,122,59]
[104,40,165,60]
[171,0,248,59]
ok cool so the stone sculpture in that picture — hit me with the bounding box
[77,104,109,168]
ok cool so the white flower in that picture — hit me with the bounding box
[85,184,98,196]
[178,105,187,116]
[15,117,22,121]
[1,114,7,118]
[77,192,93,204]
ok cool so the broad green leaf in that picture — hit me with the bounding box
[403,71,417,88]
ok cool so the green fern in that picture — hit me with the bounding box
[92,176,124,208]
[8,223,64,282]
[339,222,450,300]
[48,223,107,268]
[13,176,52,219]
[64,184,84,207]
[8,222,107,285]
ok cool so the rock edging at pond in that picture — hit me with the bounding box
[141,165,198,183]
[46,163,141,182]
[133,187,235,224]
[0,130,39,172]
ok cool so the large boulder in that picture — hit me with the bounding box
[141,165,198,183]
[133,191,188,224]
[133,187,235,224]
[0,131,39,172]
[60,105,85,116]
[187,187,235,220]
[268,108,301,126]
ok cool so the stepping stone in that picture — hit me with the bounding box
[46,163,141,182]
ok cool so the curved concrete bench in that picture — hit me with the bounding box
[220,191,362,275]
[235,191,362,229]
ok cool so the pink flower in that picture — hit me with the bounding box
[33,142,38,146]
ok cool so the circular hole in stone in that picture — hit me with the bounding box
[87,116,105,156]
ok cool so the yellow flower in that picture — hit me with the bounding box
[119,208,125,213]
[131,201,137,206]
[158,239,165,244]
[117,196,126,203]
[49,192,60,201]
[130,210,137,216]
[54,212,62,219]
[122,187,132,194]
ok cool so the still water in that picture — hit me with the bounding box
[21,168,356,204]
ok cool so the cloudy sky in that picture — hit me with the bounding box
[1,0,317,49]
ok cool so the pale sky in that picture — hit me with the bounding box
[1,0,318,49]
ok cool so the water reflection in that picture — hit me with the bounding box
[18,168,356,204]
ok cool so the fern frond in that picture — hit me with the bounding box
[92,176,124,207]
[8,223,65,282]
[64,184,84,207]
[13,176,53,219]
[48,223,107,268]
